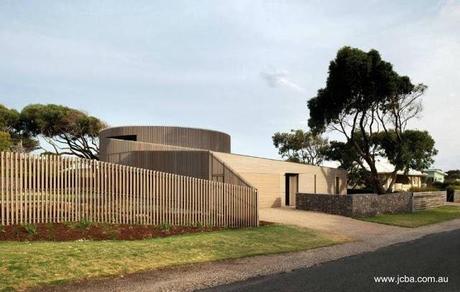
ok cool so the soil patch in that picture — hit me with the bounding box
[0,222,225,241]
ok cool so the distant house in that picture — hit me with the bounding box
[367,158,426,192]
[423,169,447,184]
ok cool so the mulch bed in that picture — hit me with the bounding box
[0,223,225,241]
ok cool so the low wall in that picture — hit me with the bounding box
[351,193,413,216]
[413,191,446,211]
[296,191,445,217]
[296,193,352,216]
[296,193,412,217]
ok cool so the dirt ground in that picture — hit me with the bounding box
[0,222,225,241]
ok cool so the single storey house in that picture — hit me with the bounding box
[423,169,447,184]
[99,126,347,208]
[371,158,426,192]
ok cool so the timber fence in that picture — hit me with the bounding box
[0,152,258,227]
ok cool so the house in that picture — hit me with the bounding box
[423,169,447,184]
[99,126,347,208]
[371,158,426,192]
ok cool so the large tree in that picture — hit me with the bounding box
[0,104,38,152]
[19,104,107,159]
[308,47,437,194]
[272,129,327,165]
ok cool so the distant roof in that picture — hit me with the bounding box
[323,157,426,176]
[365,157,426,176]
[424,169,447,176]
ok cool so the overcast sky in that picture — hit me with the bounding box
[1,0,459,170]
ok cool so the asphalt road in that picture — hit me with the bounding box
[203,229,460,292]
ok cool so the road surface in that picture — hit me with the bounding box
[204,229,460,292]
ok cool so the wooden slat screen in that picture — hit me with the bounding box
[0,152,258,227]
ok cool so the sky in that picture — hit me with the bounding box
[0,0,459,170]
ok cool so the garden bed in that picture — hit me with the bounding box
[0,222,227,241]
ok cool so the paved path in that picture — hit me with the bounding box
[206,229,460,292]
[34,210,460,292]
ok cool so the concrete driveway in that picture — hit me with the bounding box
[259,207,403,241]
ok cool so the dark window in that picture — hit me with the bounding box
[395,175,410,184]
[109,135,137,141]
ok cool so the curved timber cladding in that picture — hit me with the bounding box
[99,126,251,187]
[100,126,231,157]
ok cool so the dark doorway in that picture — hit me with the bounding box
[285,173,299,206]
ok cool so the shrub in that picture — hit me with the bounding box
[21,224,37,236]
[447,184,460,190]
[75,218,93,229]
[193,222,204,228]
[409,186,440,192]
[159,223,171,232]
[347,188,374,194]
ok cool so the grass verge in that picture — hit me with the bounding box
[360,205,460,228]
[0,224,346,291]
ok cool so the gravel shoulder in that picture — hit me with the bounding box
[32,210,460,292]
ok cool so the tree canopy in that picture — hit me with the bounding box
[19,104,107,159]
[308,46,436,194]
[0,104,38,152]
[446,170,460,183]
[272,130,327,165]
[0,103,107,159]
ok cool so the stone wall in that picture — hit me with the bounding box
[296,193,352,216]
[296,191,444,217]
[351,192,413,216]
[412,191,446,211]
[296,193,412,217]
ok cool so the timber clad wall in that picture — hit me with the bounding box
[101,132,250,187]
[412,191,446,211]
[212,152,347,208]
[0,152,258,227]
[114,150,211,180]
[100,126,231,158]
[99,126,348,209]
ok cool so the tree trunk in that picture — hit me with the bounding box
[364,157,385,194]
[385,170,398,193]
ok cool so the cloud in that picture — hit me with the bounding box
[260,70,306,93]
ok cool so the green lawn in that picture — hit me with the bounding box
[0,224,345,291]
[361,205,460,228]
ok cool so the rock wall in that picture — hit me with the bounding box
[296,191,445,217]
